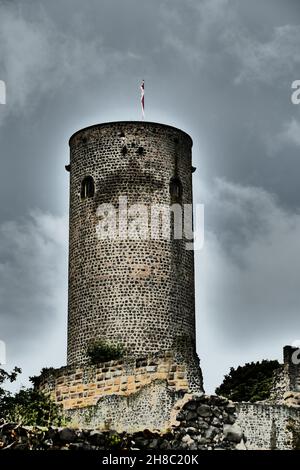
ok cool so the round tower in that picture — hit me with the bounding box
[67,121,202,391]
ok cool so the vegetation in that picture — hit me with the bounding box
[0,366,21,401]
[87,339,124,364]
[29,367,56,388]
[108,433,122,448]
[215,360,281,402]
[0,366,66,426]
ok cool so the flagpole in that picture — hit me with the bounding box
[140,80,145,121]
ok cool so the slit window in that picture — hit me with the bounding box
[81,176,95,199]
[169,177,183,202]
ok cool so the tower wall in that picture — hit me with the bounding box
[67,121,202,391]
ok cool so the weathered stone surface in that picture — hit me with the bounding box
[0,395,243,450]
[38,355,191,412]
[186,411,198,421]
[67,121,202,393]
[236,402,300,450]
[66,380,184,432]
[37,121,205,434]
[270,346,300,404]
[198,404,211,417]
[236,440,247,450]
[223,424,243,443]
[59,427,77,442]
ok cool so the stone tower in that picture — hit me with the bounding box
[38,122,203,431]
[67,122,201,383]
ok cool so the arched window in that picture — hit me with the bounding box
[81,176,95,199]
[169,177,183,202]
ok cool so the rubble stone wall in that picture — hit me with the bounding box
[0,395,244,450]
[236,402,300,450]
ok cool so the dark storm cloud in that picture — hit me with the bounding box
[0,211,68,387]
[0,0,300,391]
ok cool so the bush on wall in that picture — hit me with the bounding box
[87,340,124,364]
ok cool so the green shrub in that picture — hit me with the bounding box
[107,433,122,448]
[215,360,281,402]
[0,366,66,426]
[0,367,21,401]
[29,367,56,388]
[87,340,124,364]
[0,388,67,426]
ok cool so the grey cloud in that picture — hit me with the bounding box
[158,0,235,67]
[0,1,138,115]
[196,178,300,389]
[0,210,68,384]
[231,24,300,84]
[159,0,300,87]
[0,0,300,393]
[276,119,300,148]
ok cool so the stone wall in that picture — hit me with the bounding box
[7,387,300,449]
[271,346,300,404]
[39,354,190,410]
[67,121,201,394]
[270,365,290,402]
[66,380,186,432]
[37,353,201,432]
[283,346,300,392]
[236,402,300,449]
[0,395,244,450]
[270,365,300,406]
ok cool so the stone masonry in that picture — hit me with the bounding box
[236,402,300,450]
[270,345,300,406]
[0,395,244,450]
[37,121,203,431]
[67,121,201,379]
[37,353,194,431]
[18,120,300,448]
[38,354,190,411]
[65,121,203,394]
[33,120,300,447]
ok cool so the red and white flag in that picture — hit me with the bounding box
[140,80,145,120]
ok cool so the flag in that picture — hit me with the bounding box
[140,80,145,120]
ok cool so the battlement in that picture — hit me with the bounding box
[69,121,193,148]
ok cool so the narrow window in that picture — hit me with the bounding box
[169,177,183,202]
[81,176,95,199]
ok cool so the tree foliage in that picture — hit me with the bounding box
[0,367,66,426]
[0,367,21,400]
[215,360,281,402]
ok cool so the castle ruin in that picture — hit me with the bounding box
[36,122,300,448]
[39,121,203,431]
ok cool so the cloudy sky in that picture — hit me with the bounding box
[0,0,300,393]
